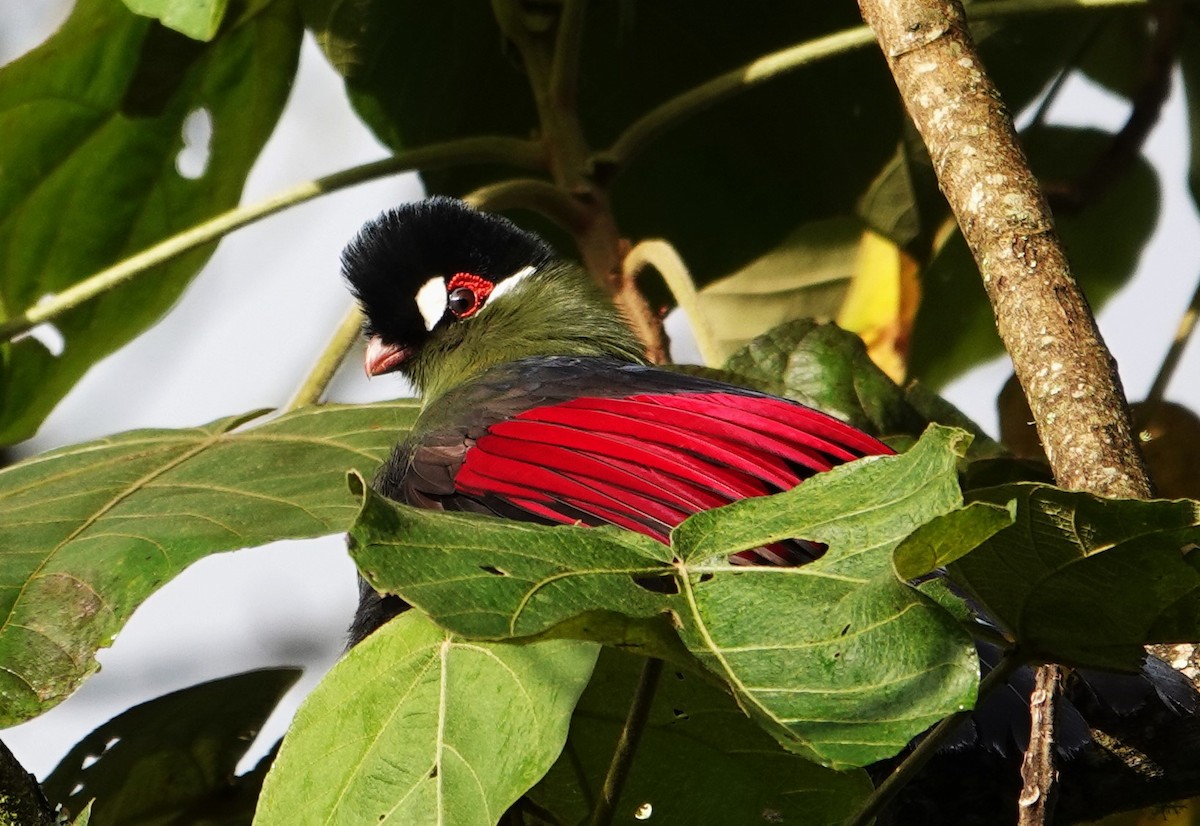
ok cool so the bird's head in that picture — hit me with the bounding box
[343,197,645,401]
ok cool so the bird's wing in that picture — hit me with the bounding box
[383,356,893,564]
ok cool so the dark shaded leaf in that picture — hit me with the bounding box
[526,649,872,826]
[43,668,299,826]
[722,319,925,437]
[952,484,1200,670]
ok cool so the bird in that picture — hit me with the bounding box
[341,195,895,644]
[340,197,1199,818]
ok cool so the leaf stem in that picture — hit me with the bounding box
[463,178,591,233]
[604,0,1158,171]
[843,652,1023,826]
[623,240,721,366]
[0,136,544,342]
[285,304,364,411]
[588,656,663,826]
[550,0,586,112]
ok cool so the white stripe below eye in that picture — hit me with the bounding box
[415,276,447,331]
[485,265,537,306]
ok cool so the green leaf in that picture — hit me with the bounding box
[669,427,977,767]
[254,611,597,826]
[122,0,231,40]
[671,425,969,570]
[43,668,299,825]
[694,219,862,364]
[528,649,872,825]
[722,319,926,437]
[0,400,418,725]
[910,127,1159,388]
[0,0,301,444]
[892,501,1016,581]
[951,485,1200,670]
[72,801,94,826]
[351,426,979,767]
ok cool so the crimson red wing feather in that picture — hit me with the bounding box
[448,391,892,562]
[515,403,803,488]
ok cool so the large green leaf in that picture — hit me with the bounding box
[254,611,597,826]
[528,649,873,826]
[0,0,301,444]
[350,426,980,768]
[43,668,299,826]
[0,400,417,725]
[950,485,1200,671]
[909,127,1159,388]
[694,219,862,363]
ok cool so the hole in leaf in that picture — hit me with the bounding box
[176,107,212,179]
[480,565,507,576]
[674,671,685,680]
[428,766,438,779]
[633,573,678,594]
[70,783,84,796]
[840,624,851,636]
[103,736,120,752]
[671,708,688,720]
[635,802,653,820]
[80,753,100,770]
[20,321,65,356]
[698,573,714,583]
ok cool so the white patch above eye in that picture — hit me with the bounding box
[415,276,448,331]
[484,265,538,307]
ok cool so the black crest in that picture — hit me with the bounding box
[342,197,556,343]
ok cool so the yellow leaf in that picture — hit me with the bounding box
[837,230,920,383]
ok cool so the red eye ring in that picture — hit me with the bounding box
[445,273,493,318]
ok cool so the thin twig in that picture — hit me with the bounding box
[845,654,1023,826]
[604,0,1159,171]
[1017,663,1062,825]
[1047,4,1182,212]
[1144,269,1200,410]
[0,137,544,342]
[588,657,663,826]
[623,240,721,366]
[285,304,363,411]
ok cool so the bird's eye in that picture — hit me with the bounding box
[444,273,494,319]
[447,286,477,316]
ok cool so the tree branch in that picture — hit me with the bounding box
[1017,664,1062,825]
[858,0,1152,499]
[858,0,1158,820]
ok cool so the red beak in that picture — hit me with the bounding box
[364,336,412,377]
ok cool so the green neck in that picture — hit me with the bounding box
[406,263,648,404]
